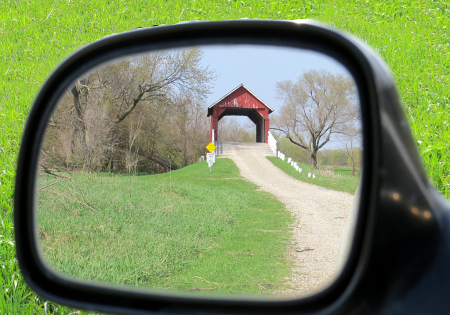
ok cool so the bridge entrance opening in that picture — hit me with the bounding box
[207,84,273,143]
[217,116,256,142]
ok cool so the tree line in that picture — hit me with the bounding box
[41,58,361,176]
[40,48,216,175]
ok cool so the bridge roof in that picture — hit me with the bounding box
[207,84,273,117]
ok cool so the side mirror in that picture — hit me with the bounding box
[15,20,450,315]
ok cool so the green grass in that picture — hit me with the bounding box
[267,157,360,195]
[2,0,450,313]
[333,167,361,178]
[37,159,293,295]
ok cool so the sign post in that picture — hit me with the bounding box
[206,153,215,172]
[205,142,217,172]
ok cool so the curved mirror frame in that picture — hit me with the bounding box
[15,20,377,315]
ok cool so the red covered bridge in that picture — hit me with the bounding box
[207,84,273,143]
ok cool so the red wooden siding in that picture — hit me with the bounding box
[208,85,272,143]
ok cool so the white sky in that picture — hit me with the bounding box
[200,45,359,149]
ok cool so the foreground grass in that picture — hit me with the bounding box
[38,159,292,295]
[2,1,450,313]
[267,157,360,195]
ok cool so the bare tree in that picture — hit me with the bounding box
[272,70,359,168]
[171,95,210,167]
[339,124,362,176]
[123,115,144,175]
[42,89,117,172]
[44,48,215,173]
[97,48,216,124]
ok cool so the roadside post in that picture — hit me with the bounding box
[206,152,215,172]
[205,142,217,172]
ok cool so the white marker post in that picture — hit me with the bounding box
[207,153,215,172]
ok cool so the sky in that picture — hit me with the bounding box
[201,44,353,110]
[199,44,360,149]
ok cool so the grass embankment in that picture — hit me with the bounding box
[267,157,360,195]
[38,158,292,295]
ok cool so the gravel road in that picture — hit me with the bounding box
[218,142,355,297]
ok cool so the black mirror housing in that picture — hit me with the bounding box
[14,19,450,315]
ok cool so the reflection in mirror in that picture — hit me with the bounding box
[37,45,362,298]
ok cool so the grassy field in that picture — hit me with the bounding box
[267,157,360,195]
[333,167,361,178]
[2,0,450,313]
[38,159,292,294]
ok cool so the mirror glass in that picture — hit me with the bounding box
[36,44,362,298]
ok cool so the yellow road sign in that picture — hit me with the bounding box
[206,142,216,153]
